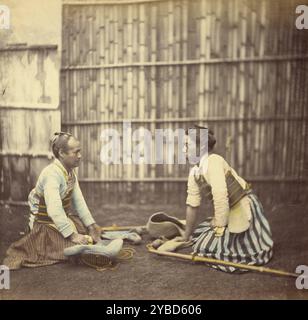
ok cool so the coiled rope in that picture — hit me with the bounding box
[80,246,136,272]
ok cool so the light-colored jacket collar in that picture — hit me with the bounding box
[53,158,74,181]
[193,153,210,177]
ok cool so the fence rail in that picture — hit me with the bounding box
[63,0,176,5]
[61,54,308,71]
[62,116,308,126]
[77,177,308,183]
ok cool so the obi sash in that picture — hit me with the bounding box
[195,170,252,208]
[35,190,73,224]
[34,163,76,225]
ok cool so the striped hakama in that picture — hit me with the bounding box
[3,215,87,270]
[192,194,274,273]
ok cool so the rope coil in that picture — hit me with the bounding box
[80,246,136,272]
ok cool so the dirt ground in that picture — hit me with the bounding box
[1,201,308,300]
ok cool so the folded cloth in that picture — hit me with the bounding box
[156,237,192,252]
[64,239,123,260]
[101,230,142,245]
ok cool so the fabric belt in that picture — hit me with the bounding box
[35,190,73,224]
[195,170,251,208]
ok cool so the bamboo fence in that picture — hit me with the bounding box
[57,0,308,205]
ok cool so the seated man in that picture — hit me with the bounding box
[3,132,102,270]
[181,126,274,273]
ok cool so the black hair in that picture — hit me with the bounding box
[51,132,73,159]
[185,125,216,152]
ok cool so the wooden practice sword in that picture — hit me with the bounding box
[147,246,298,278]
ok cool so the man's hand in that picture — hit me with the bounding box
[210,218,226,237]
[87,223,102,243]
[69,233,91,245]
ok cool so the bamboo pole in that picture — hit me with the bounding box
[174,0,180,124]
[132,4,138,182]
[181,0,188,120]
[98,5,106,181]
[0,200,28,206]
[117,8,124,186]
[223,1,232,163]
[167,0,174,178]
[60,54,308,71]
[150,2,157,182]
[259,0,267,180]
[291,24,301,183]
[68,8,74,134]
[139,3,146,184]
[173,1,181,180]
[132,3,138,120]
[198,0,206,121]
[230,0,238,168]
[252,3,259,176]
[103,5,111,184]
[139,3,146,121]
[214,0,221,59]
[254,1,267,175]
[64,0,169,5]
[263,2,273,178]
[0,104,58,111]
[161,2,168,186]
[89,6,94,179]
[213,1,220,121]
[206,0,212,120]
[113,4,119,140]
[62,115,308,126]
[79,8,85,177]
[118,7,124,123]
[237,0,247,176]
[248,1,255,175]
[93,7,99,180]
[0,151,53,158]
[294,60,303,198]
[147,246,298,278]
[77,176,308,183]
[118,23,124,122]
[127,4,134,181]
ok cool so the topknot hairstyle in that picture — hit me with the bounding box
[51,132,73,159]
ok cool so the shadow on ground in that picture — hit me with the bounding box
[1,201,308,300]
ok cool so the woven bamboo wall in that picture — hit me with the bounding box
[0,46,61,201]
[61,0,308,206]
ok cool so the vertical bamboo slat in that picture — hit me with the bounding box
[198,0,205,122]
[150,3,157,188]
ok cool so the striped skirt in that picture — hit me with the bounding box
[192,194,274,273]
[2,215,87,270]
